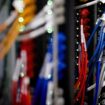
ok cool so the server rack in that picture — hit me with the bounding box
[1,0,105,105]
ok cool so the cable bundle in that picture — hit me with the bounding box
[80,8,90,40]
[48,32,67,79]
[32,32,66,105]
[79,10,105,105]
[90,26,105,105]
[88,24,104,67]
[12,51,31,105]
[58,32,66,79]
[87,18,103,82]
[75,19,88,105]
[32,43,53,105]
[0,0,36,59]
[20,39,36,78]
[12,74,31,105]
[87,14,105,105]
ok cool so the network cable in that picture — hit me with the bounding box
[32,32,66,105]
[93,60,101,105]
[75,19,88,105]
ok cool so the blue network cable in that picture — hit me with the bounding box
[87,14,105,105]
[86,16,103,83]
[32,78,44,105]
[47,32,67,80]
[87,25,105,82]
[87,19,102,48]
[89,26,105,67]
[40,79,50,105]
[93,60,101,105]
[32,32,66,105]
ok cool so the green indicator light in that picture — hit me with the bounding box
[47,10,53,15]
[47,0,53,6]
[47,27,53,34]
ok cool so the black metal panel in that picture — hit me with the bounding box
[65,0,75,104]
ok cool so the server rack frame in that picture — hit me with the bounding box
[65,0,75,105]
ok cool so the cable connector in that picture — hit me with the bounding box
[99,51,103,62]
[100,13,105,21]
[96,13,105,26]
[13,0,25,13]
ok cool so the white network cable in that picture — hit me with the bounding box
[75,0,105,9]
[16,0,65,41]
[87,63,105,92]
[17,15,65,41]
[25,6,65,31]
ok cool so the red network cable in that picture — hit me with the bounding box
[80,8,91,40]
[74,19,88,105]
[80,8,90,18]
[11,55,32,105]
[83,18,90,25]
[12,76,31,105]
[20,39,36,78]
